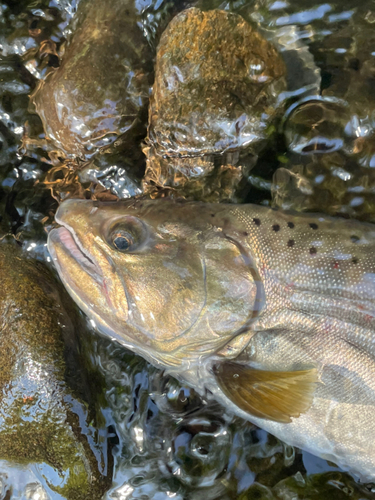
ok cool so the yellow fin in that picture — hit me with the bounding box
[213,362,318,424]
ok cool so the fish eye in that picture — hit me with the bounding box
[112,230,134,251]
[105,217,147,253]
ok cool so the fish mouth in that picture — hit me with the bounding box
[48,225,102,283]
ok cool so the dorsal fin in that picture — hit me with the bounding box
[213,361,318,423]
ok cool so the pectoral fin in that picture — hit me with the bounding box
[213,361,317,424]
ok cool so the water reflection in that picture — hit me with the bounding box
[283,97,349,154]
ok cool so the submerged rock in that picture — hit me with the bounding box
[273,9,375,218]
[143,7,286,201]
[29,0,152,161]
[26,0,195,203]
[272,470,374,500]
[272,151,375,222]
[0,243,111,499]
[85,334,301,500]
[274,94,375,221]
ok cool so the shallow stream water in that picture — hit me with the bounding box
[2,0,375,498]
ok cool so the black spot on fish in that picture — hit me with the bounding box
[352,257,359,264]
[287,222,295,229]
[253,218,261,226]
[309,223,318,230]
[243,231,249,237]
[310,247,317,255]
[211,214,215,217]
[287,239,295,247]
[272,224,280,232]
[351,235,360,243]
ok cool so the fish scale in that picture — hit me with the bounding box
[231,205,375,303]
[230,204,375,356]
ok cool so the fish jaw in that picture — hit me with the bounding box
[49,226,102,284]
[48,217,168,366]
[48,200,212,367]
[47,224,120,338]
[48,199,137,344]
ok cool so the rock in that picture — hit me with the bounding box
[272,151,375,223]
[0,243,112,499]
[143,7,286,201]
[29,0,152,160]
[274,10,375,218]
[272,471,374,500]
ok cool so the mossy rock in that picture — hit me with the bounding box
[0,243,112,499]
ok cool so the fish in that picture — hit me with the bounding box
[48,199,375,480]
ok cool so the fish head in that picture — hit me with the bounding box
[48,199,261,368]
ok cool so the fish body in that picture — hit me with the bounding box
[48,199,375,480]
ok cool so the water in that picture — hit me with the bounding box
[1,0,375,498]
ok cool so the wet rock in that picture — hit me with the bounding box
[275,13,375,221]
[272,471,375,499]
[283,97,351,155]
[29,0,153,161]
[320,10,375,128]
[275,8,375,218]
[323,13,375,169]
[143,7,286,201]
[0,243,111,499]
[272,151,375,222]
[26,0,195,204]
[238,483,275,500]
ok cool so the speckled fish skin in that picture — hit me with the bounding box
[48,199,375,480]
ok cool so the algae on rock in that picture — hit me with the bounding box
[29,0,152,161]
[0,243,112,499]
[143,7,286,201]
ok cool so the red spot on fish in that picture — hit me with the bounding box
[103,279,114,309]
[333,262,339,269]
[284,282,295,292]
[322,319,331,335]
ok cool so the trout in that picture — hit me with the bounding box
[48,199,375,480]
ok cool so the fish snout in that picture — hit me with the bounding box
[55,199,97,226]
